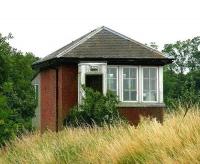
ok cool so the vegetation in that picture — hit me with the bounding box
[0,31,200,153]
[0,33,38,146]
[147,37,200,110]
[0,106,200,163]
[66,86,121,126]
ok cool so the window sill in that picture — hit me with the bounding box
[117,102,165,108]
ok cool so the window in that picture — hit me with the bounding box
[143,67,158,102]
[107,67,118,95]
[106,66,161,103]
[34,84,39,104]
[122,67,137,101]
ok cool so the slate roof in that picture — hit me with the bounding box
[33,26,171,67]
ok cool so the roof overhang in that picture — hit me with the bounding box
[32,57,173,70]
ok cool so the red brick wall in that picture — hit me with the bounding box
[58,65,78,130]
[40,69,57,132]
[119,107,164,125]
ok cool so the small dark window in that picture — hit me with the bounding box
[34,84,39,104]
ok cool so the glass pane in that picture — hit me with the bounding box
[123,91,129,101]
[111,90,117,95]
[143,68,149,78]
[123,79,129,90]
[110,79,116,90]
[107,68,117,78]
[150,91,157,101]
[150,68,156,79]
[123,68,129,78]
[34,85,39,101]
[143,91,150,101]
[130,91,136,101]
[107,79,116,91]
[130,79,136,90]
[150,79,156,90]
[130,68,136,78]
[143,79,149,90]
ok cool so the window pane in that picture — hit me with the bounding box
[150,68,156,78]
[123,67,138,101]
[107,68,117,78]
[143,79,149,90]
[107,67,117,94]
[34,85,39,104]
[143,67,158,101]
[130,79,136,90]
[111,90,117,95]
[123,91,129,101]
[143,68,149,78]
[110,79,116,90]
[107,79,116,91]
[130,68,136,78]
[150,91,157,101]
[150,79,156,90]
[130,91,136,101]
[123,79,129,90]
[143,91,150,101]
[123,68,129,78]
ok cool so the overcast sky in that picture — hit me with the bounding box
[1,0,200,58]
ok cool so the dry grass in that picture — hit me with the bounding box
[1,106,200,163]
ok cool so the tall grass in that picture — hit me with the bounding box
[1,106,200,163]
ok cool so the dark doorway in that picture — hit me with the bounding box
[85,74,103,93]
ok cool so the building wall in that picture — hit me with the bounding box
[40,69,57,132]
[58,65,78,130]
[39,64,163,132]
[119,107,164,125]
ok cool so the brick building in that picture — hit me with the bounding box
[32,26,172,132]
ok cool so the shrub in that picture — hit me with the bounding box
[0,95,24,147]
[65,86,122,126]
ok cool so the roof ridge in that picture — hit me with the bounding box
[56,26,104,58]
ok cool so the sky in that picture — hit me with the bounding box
[1,0,200,58]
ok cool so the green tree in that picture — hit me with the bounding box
[162,36,200,110]
[163,37,200,74]
[0,33,38,146]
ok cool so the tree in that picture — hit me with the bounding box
[0,33,38,146]
[145,42,159,50]
[162,37,200,74]
[162,36,200,110]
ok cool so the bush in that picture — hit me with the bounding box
[65,86,122,126]
[0,95,24,146]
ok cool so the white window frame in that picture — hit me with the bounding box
[142,66,159,103]
[122,66,138,102]
[107,66,119,96]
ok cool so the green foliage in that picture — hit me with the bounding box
[163,36,200,111]
[0,33,38,146]
[66,86,121,126]
[163,37,200,73]
[0,95,22,146]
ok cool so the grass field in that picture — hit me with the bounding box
[0,106,200,163]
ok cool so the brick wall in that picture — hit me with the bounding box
[58,65,78,130]
[119,107,164,125]
[40,69,57,132]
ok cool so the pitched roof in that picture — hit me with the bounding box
[34,26,171,66]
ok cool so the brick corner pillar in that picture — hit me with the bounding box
[40,69,57,132]
[58,65,78,130]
